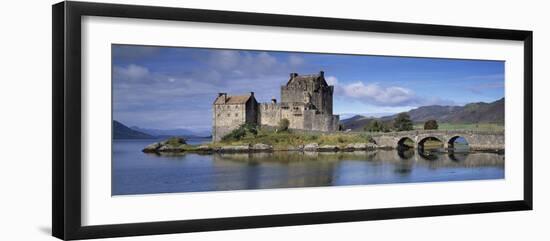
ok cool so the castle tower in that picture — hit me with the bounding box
[212,92,258,141]
[280,71,334,115]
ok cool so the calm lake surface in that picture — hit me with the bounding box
[112,138,504,195]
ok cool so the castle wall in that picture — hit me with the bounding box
[246,98,258,125]
[302,109,313,130]
[212,103,247,141]
[307,112,338,132]
[324,86,334,115]
[281,110,304,130]
[258,102,339,132]
[281,86,303,103]
[281,84,334,115]
[258,103,281,127]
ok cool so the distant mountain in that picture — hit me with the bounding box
[130,126,211,138]
[113,120,156,139]
[342,98,504,131]
[340,115,377,131]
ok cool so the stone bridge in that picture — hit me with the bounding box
[369,130,504,151]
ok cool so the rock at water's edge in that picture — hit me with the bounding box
[318,145,338,152]
[220,145,250,153]
[158,145,185,152]
[252,143,273,151]
[196,145,213,152]
[142,142,162,153]
[303,143,319,151]
[345,143,366,151]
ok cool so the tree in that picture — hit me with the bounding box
[393,112,413,131]
[278,118,290,132]
[424,119,438,130]
[364,120,382,132]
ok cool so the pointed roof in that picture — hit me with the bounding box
[214,93,253,105]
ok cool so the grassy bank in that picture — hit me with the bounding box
[214,128,373,149]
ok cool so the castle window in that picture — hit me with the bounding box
[227,114,230,117]
[235,113,238,117]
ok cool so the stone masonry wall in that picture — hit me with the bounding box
[280,85,334,115]
[258,103,281,127]
[212,103,247,141]
[259,103,338,132]
[370,130,505,151]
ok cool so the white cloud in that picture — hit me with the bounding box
[325,76,339,86]
[209,50,240,70]
[342,82,416,106]
[328,76,453,107]
[289,55,305,66]
[206,51,283,78]
[113,64,150,81]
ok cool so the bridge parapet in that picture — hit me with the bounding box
[368,129,504,137]
[369,129,504,151]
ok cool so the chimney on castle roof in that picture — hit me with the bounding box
[218,92,227,103]
[290,73,298,78]
[271,98,277,104]
[319,70,324,77]
[250,92,254,96]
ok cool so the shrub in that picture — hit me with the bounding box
[306,135,319,141]
[165,136,186,146]
[393,112,413,131]
[221,123,258,141]
[278,118,290,132]
[424,119,439,130]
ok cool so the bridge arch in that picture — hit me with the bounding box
[397,137,415,149]
[418,136,444,150]
[447,136,469,149]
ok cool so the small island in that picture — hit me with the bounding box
[142,125,379,154]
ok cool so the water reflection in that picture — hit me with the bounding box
[205,150,505,191]
[112,140,505,195]
[448,150,469,162]
[397,148,414,160]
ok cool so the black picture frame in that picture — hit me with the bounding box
[52,1,533,240]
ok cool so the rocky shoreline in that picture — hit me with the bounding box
[141,138,503,154]
[142,140,380,154]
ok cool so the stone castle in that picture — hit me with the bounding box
[212,71,340,141]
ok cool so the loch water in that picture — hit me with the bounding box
[112,138,504,195]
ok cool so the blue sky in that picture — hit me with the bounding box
[112,45,504,132]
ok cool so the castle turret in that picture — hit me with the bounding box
[280,71,333,115]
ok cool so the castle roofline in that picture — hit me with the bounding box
[285,71,328,86]
[213,92,255,105]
